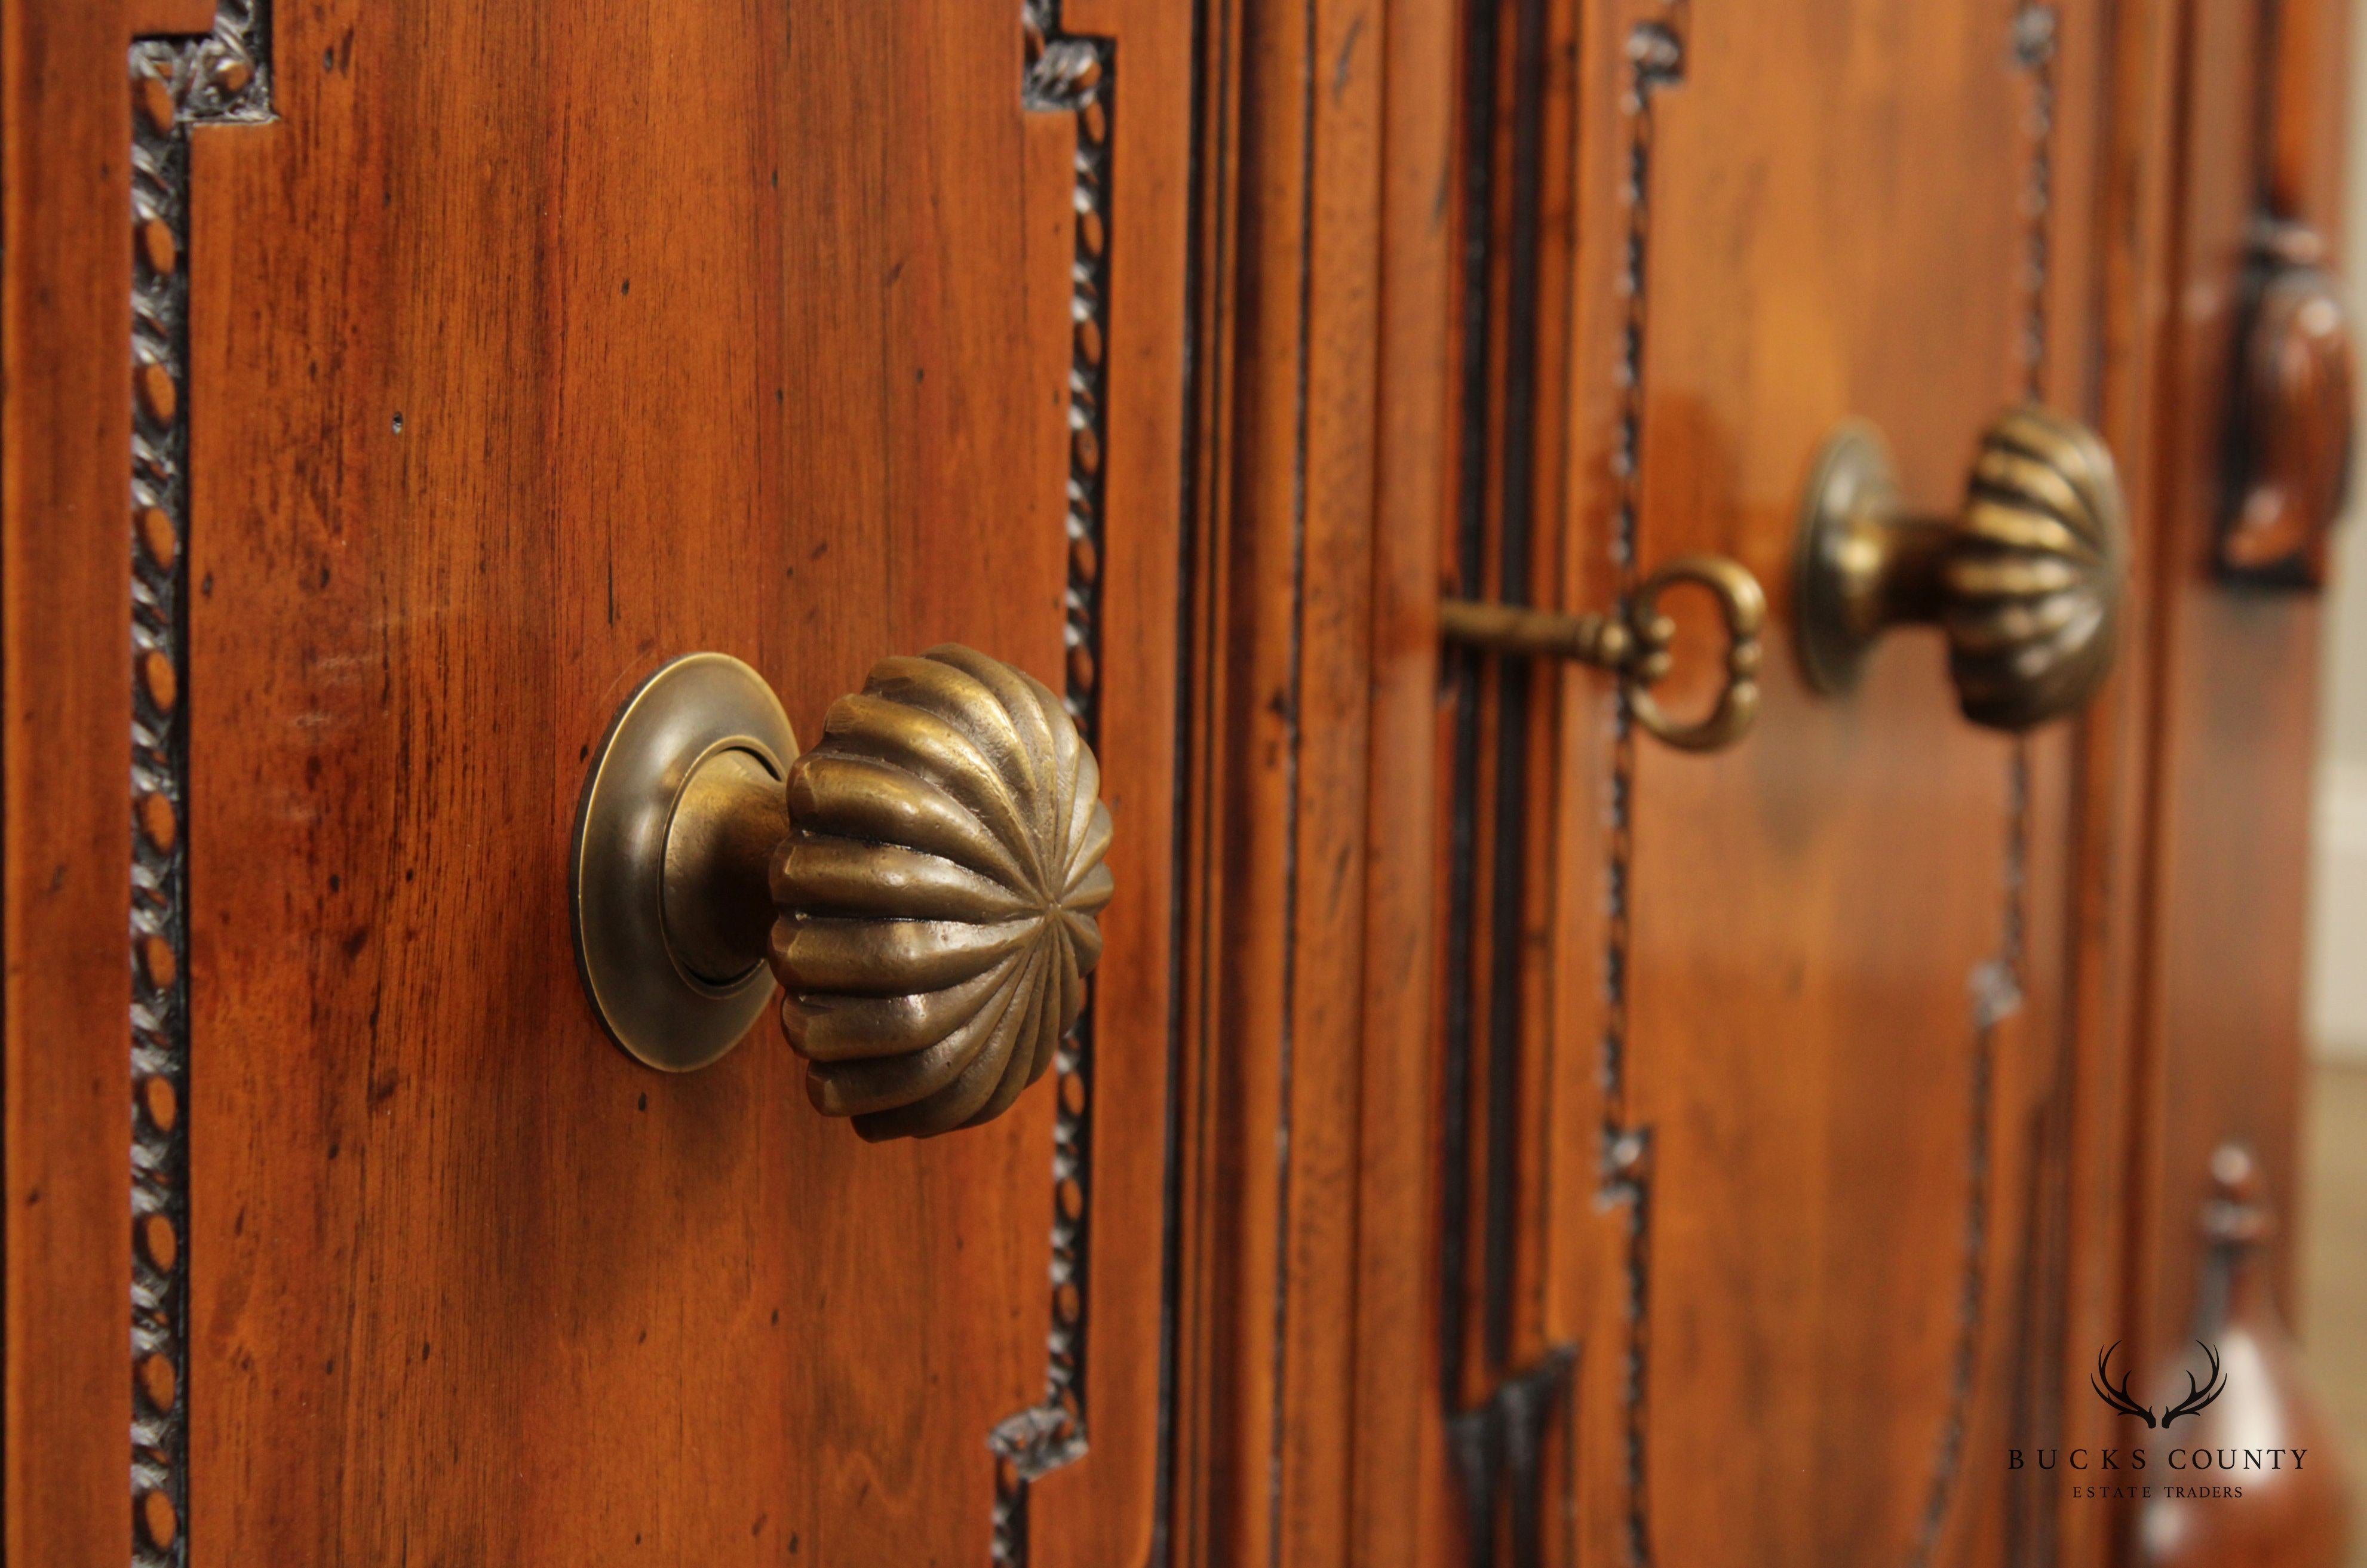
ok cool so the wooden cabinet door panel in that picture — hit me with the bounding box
[1561,3,2111,1559]
[1600,10,2079,1559]
[1398,1,2126,1563]
[6,2,1196,1564]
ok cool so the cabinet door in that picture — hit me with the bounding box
[4,2,1198,1563]
[1384,0,2147,1563]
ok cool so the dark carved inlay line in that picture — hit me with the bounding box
[991,4,1114,1561]
[1439,0,1578,1561]
[127,7,271,1566]
[1438,0,1506,1458]
[2012,2,2059,402]
[1905,11,2053,1561]
[124,7,1120,1564]
[1600,16,1685,1567]
[1598,13,2057,1563]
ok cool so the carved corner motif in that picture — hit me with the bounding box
[2011,1,2058,396]
[992,4,1113,1564]
[127,7,272,1566]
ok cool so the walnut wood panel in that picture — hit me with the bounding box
[101,2,1203,1563]
[2266,0,2355,230]
[2129,0,2342,1476]
[1322,2,2197,1564]
[2045,0,2187,1561]
[1540,4,2096,1565]
[1351,0,1460,1560]
[121,0,213,36]
[1304,0,2348,1557]
[1019,6,1196,1565]
[1423,4,1590,1561]
[3,2,139,1564]
[1163,0,1386,1558]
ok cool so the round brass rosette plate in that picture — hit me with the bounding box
[572,653,797,1071]
[1792,421,1903,698]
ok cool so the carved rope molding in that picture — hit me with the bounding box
[127,7,272,1567]
[1599,13,2052,1567]
[990,3,1115,1563]
[1902,10,2058,1562]
[1600,14,1686,1567]
[121,5,1114,1564]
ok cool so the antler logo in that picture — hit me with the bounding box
[2088,1341,2227,1429]
[2091,1342,2155,1428]
[2161,1342,2227,1427]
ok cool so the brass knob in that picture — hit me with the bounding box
[1794,405,2129,731]
[572,647,1114,1140]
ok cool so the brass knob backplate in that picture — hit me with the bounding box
[1794,405,2129,731]
[573,654,797,1073]
[571,646,1113,1140]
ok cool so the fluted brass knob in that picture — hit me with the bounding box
[571,646,1113,1141]
[772,650,1113,1140]
[1794,405,2128,731]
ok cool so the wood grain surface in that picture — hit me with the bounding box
[5,0,2351,1563]
[1546,4,2078,1562]
[4,2,139,1564]
[2129,0,2345,1486]
[1331,0,2329,1562]
[159,1,1190,1562]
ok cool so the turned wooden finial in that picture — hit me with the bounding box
[2132,1142,2351,1568]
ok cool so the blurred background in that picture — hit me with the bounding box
[2302,29,2367,1561]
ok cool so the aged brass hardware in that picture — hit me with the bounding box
[1441,554,1768,752]
[1794,405,2128,731]
[572,646,1115,1140]
[573,654,797,1073]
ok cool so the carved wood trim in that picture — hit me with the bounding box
[125,9,272,1565]
[990,4,1116,1560]
[1437,0,1582,1556]
[1585,11,2057,1566]
[1598,15,1687,1565]
[112,6,1173,1563]
[2212,0,2356,589]
[1901,10,2059,1561]
[2218,220,2355,588]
